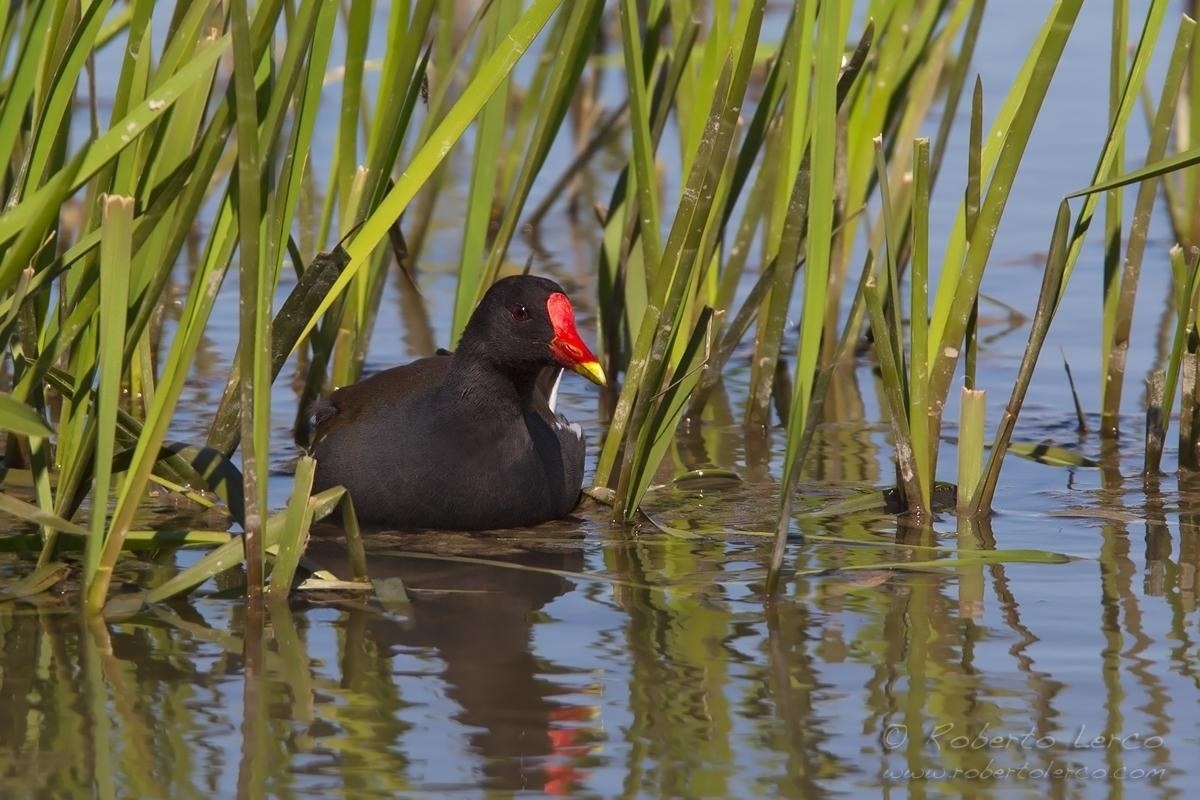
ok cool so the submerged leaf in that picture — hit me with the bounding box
[0,562,70,602]
[1047,506,1140,523]
[103,592,148,619]
[817,571,893,599]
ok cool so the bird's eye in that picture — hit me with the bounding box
[510,304,531,322]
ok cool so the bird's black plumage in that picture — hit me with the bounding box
[311,275,605,530]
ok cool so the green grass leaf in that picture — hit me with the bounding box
[0,392,51,438]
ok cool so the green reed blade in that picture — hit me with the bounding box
[612,3,766,520]
[929,1,986,186]
[0,264,33,344]
[228,0,270,601]
[0,1,56,173]
[31,529,235,549]
[1102,16,1195,433]
[477,0,605,311]
[1190,4,1200,248]
[873,136,906,400]
[286,0,566,351]
[502,3,569,196]
[970,201,1072,516]
[96,203,238,605]
[618,0,664,273]
[0,492,86,535]
[769,2,852,588]
[0,150,86,293]
[745,159,807,429]
[206,236,348,458]
[926,0,1082,378]
[962,79,983,391]
[106,0,155,198]
[862,278,922,511]
[1151,247,1200,473]
[1070,145,1200,198]
[343,0,374,181]
[600,3,766,499]
[0,33,231,278]
[623,308,714,512]
[1167,245,1200,409]
[263,0,335,261]
[364,0,438,212]
[1054,0,1165,293]
[745,3,813,428]
[22,0,115,192]
[687,174,772,417]
[196,0,336,455]
[0,391,51,437]
[452,1,519,338]
[83,195,133,593]
[146,505,289,604]
[1098,0,1129,436]
[267,455,317,599]
[773,0,814,230]
[152,1,213,79]
[594,6,678,483]
[908,138,933,510]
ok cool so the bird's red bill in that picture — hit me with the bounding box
[547,292,606,386]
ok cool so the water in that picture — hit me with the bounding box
[3,1,1200,797]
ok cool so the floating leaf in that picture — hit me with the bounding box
[1007,442,1099,468]
[1047,506,1140,523]
[296,576,374,593]
[796,549,1074,577]
[372,576,412,609]
[0,562,70,602]
[672,468,743,490]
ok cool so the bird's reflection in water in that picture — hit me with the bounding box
[306,527,595,795]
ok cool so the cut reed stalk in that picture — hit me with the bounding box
[957,388,986,514]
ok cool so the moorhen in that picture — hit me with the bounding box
[310,275,606,530]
